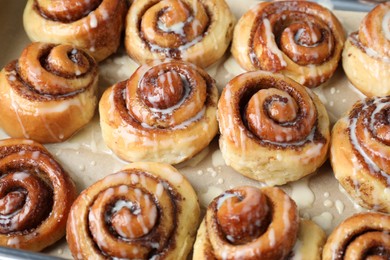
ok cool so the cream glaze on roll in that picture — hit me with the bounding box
[23,0,127,62]
[125,0,236,68]
[331,96,390,213]
[99,60,218,164]
[193,186,326,260]
[218,71,330,186]
[67,162,200,259]
[0,138,77,251]
[0,43,98,143]
[231,1,345,88]
[342,2,390,97]
[323,212,390,260]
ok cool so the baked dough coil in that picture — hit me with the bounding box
[193,186,326,260]
[0,138,77,251]
[66,162,200,260]
[232,1,345,88]
[125,0,235,68]
[99,60,218,164]
[331,96,390,213]
[0,42,98,143]
[23,0,127,62]
[342,2,390,97]
[218,71,330,186]
[323,212,390,260]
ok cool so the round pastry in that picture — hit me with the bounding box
[342,2,390,97]
[231,1,345,88]
[99,60,218,164]
[0,138,77,251]
[193,186,326,260]
[125,0,235,68]
[67,162,200,259]
[218,71,330,186]
[0,42,98,143]
[331,96,390,213]
[323,212,390,260]
[23,0,127,62]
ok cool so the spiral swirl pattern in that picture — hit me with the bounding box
[323,212,390,260]
[359,2,390,58]
[99,60,218,164]
[331,96,390,213]
[193,186,299,260]
[232,1,345,87]
[0,42,98,143]
[24,0,127,62]
[67,162,200,259]
[342,2,390,97]
[218,71,330,185]
[0,138,76,251]
[125,0,235,68]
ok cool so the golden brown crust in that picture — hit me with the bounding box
[194,186,299,260]
[330,96,390,213]
[125,0,235,68]
[231,1,345,88]
[23,0,127,62]
[0,42,98,143]
[66,162,200,260]
[0,138,77,251]
[323,212,390,260]
[342,2,390,97]
[217,71,330,186]
[99,60,218,164]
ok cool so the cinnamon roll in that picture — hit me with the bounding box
[125,0,235,68]
[218,71,330,186]
[193,186,326,260]
[0,138,77,251]
[323,212,390,260]
[343,2,390,97]
[67,162,200,259]
[99,60,218,164]
[0,42,98,143]
[231,1,345,88]
[23,0,127,62]
[331,96,390,213]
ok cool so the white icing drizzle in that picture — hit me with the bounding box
[335,200,344,214]
[290,177,315,209]
[348,98,390,184]
[350,33,390,63]
[211,149,225,167]
[268,228,275,247]
[9,90,29,139]
[31,151,40,160]
[382,11,390,41]
[283,194,292,233]
[157,19,189,37]
[263,18,287,67]
[6,237,20,248]
[323,199,333,208]
[12,172,30,181]
[112,200,136,215]
[311,212,333,231]
[216,193,237,210]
